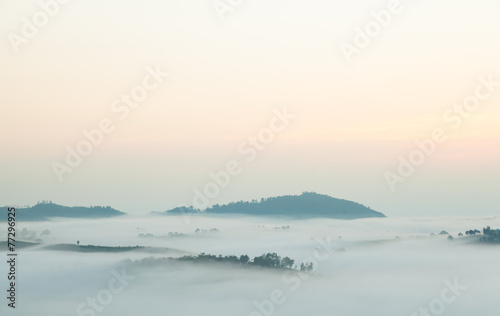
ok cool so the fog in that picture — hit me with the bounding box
[1,215,499,315]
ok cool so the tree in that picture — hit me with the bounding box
[280,257,294,269]
[253,253,281,268]
[239,255,250,264]
[300,262,314,271]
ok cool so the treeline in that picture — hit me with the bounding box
[451,226,500,243]
[178,252,313,271]
[480,226,500,243]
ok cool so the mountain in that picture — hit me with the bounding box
[0,202,125,221]
[164,192,386,219]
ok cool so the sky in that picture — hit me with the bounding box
[1,0,499,216]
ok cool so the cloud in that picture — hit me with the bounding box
[1,215,499,315]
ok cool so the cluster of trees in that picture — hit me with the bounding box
[178,252,313,271]
[480,226,500,243]
[138,233,155,239]
[138,232,186,239]
[252,253,294,269]
[37,200,54,204]
[36,201,113,210]
[50,244,141,253]
[168,232,185,237]
[445,227,500,243]
[165,206,199,214]
[274,226,290,230]
[195,228,219,234]
[465,229,481,235]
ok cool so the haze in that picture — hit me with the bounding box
[1,215,499,315]
[1,0,500,216]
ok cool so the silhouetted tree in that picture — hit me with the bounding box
[300,262,314,271]
[239,255,250,264]
[280,257,294,269]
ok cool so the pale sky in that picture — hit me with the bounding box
[1,0,499,216]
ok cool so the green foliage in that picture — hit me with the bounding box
[461,226,500,243]
[465,229,480,235]
[239,255,250,264]
[177,252,302,270]
[166,206,198,214]
[480,226,500,243]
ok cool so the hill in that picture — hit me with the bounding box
[0,202,125,221]
[165,192,385,219]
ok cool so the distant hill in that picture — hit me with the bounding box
[157,206,199,215]
[164,192,385,219]
[0,202,125,221]
[0,241,189,256]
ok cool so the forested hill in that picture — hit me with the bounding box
[1,202,125,221]
[166,192,386,219]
